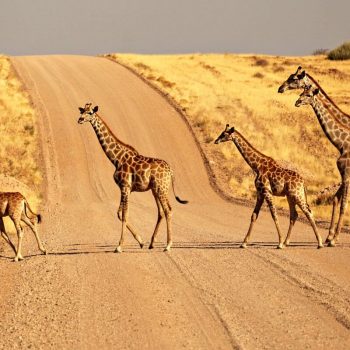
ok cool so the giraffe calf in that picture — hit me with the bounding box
[215,124,324,249]
[0,192,46,262]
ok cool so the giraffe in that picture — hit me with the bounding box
[78,103,188,253]
[214,124,323,249]
[295,85,350,246]
[278,66,350,127]
[0,192,45,262]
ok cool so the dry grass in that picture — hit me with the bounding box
[105,53,350,224]
[0,55,42,235]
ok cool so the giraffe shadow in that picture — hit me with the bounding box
[2,239,349,260]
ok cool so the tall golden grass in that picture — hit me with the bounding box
[0,55,42,233]
[105,53,350,223]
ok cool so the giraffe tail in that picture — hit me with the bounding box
[171,174,188,204]
[24,199,42,224]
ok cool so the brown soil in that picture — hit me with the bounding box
[0,55,348,349]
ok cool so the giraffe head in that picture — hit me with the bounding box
[295,86,319,107]
[278,66,307,93]
[214,124,235,144]
[78,103,99,124]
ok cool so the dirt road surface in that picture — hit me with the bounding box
[0,55,349,349]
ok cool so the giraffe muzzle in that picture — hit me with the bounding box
[278,85,286,93]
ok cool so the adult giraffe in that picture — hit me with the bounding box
[295,86,350,246]
[78,103,188,253]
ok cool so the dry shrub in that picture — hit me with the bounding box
[314,183,340,205]
[254,58,269,67]
[253,72,264,79]
[199,61,221,76]
[313,48,329,56]
[328,42,350,60]
[156,76,175,88]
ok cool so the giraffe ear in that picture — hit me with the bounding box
[313,88,320,96]
[93,106,99,113]
[79,107,85,114]
[299,70,306,78]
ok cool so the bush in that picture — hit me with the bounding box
[328,42,350,60]
[312,48,328,55]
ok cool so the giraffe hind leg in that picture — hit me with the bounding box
[284,197,298,247]
[159,196,173,252]
[21,214,47,254]
[326,184,342,243]
[12,218,24,262]
[296,199,323,249]
[329,180,350,247]
[149,195,164,249]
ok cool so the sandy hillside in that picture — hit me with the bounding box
[106,53,350,223]
[0,55,348,349]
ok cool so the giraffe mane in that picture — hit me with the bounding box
[96,113,139,154]
[306,74,350,117]
[235,130,275,162]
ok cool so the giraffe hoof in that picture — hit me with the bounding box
[317,244,324,249]
[149,244,154,249]
[240,243,247,249]
[114,246,123,253]
[328,240,336,247]
[14,255,24,262]
[284,240,290,246]
[139,243,144,249]
[163,246,171,252]
[325,235,334,243]
[277,244,284,249]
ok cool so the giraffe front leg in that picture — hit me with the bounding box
[264,192,284,249]
[329,181,349,247]
[21,215,47,255]
[115,188,130,253]
[241,193,264,248]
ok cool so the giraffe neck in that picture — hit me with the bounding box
[306,74,350,127]
[311,97,350,152]
[232,130,271,172]
[90,114,138,166]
